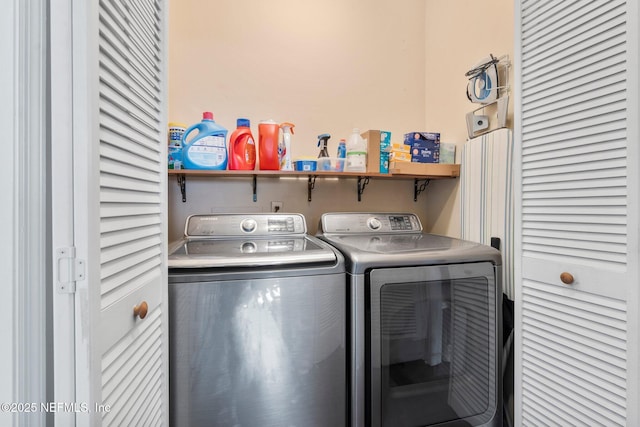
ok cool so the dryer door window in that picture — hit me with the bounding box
[367,262,499,427]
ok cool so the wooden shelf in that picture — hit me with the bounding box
[168,163,459,179]
[168,164,460,202]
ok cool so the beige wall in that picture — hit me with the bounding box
[169,0,427,147]
[423,0,514,237]
[168,0,428,241]
[167,0,513,241]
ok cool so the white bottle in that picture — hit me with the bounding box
[279,122,295,171]
[345,128,367,172]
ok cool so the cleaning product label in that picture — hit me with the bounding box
[246,137,256,163]
[168,145,182,169]
[346,152,367,172]
[186,135,227,167]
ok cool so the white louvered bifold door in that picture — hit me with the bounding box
[73,0,168,425]
[515,0,636,425]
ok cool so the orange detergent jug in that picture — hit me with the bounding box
[228,118,256,170]
[258,119,280,170]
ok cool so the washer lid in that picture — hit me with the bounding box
[169,213,338,269]
[317,213,501,273]
[168,236,336,268]
[322,232,472,254]
[168,235,337,269]
[319,232,501,273]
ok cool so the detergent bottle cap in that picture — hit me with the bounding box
[280,122,295,134]
[237,118,250,127]
[203,112,214,121]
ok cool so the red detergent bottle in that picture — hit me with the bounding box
[258,119,280,170]
[228,118,256,170]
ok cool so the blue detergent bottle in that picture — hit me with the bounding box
[181,112,228,170]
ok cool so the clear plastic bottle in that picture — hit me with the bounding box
[279,122,295,171]
[345,128,367,172]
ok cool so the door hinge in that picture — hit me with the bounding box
[56,247,85,293]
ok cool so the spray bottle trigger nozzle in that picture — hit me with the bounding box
[280,122,295,134]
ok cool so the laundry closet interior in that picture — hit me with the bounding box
[166,1,514,427]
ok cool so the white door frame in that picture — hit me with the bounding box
[1,0,51,426]
[51,0,82,425]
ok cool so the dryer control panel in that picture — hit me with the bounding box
[320,212,422,234]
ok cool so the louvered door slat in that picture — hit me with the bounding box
[100,1,159,76]
[101,142,159,172]
[98,34,158,106]
[523,136,625,161]
[524,156,626,177]
[522,3,626,77]
[102,311,163,425]
[523,2,624,59]
[523,40,626,102]
[524,64,626,113]
[101,265,161,309]
[523,108,626,142]
[100,214,161,233]
[101,235,162,267]
[523,323,627,383]
[109,0,161,64]
[517,0,631,423]
[99,1,160,90]
[99,60,158,115]
[100,78,157,127]
[521,0,565,28]
[100,113,158,150]
[100,203,162,219]
[521,282,628,425]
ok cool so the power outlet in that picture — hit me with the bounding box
[271,201,284,213]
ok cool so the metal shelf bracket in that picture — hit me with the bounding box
[252,174,257,202]
[177,174,186,202]
[307,175,317,202]
[357,176,370,202]
[414,178,430,202]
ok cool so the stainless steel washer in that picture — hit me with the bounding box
[318,212,502,427]
[169,213,346,427]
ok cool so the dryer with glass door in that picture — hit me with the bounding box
[318,212,502,427]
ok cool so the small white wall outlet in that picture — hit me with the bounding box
[271,201,283,213]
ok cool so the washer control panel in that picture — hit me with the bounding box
[321,213,422,234]
[185,213,306,237]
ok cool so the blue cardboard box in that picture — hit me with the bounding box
[404,132,440,163]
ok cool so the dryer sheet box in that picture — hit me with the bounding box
[361,130,391,173]
[404,132,440,163]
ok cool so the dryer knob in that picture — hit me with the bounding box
[241,219,257,233]
[367,218,382,230]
